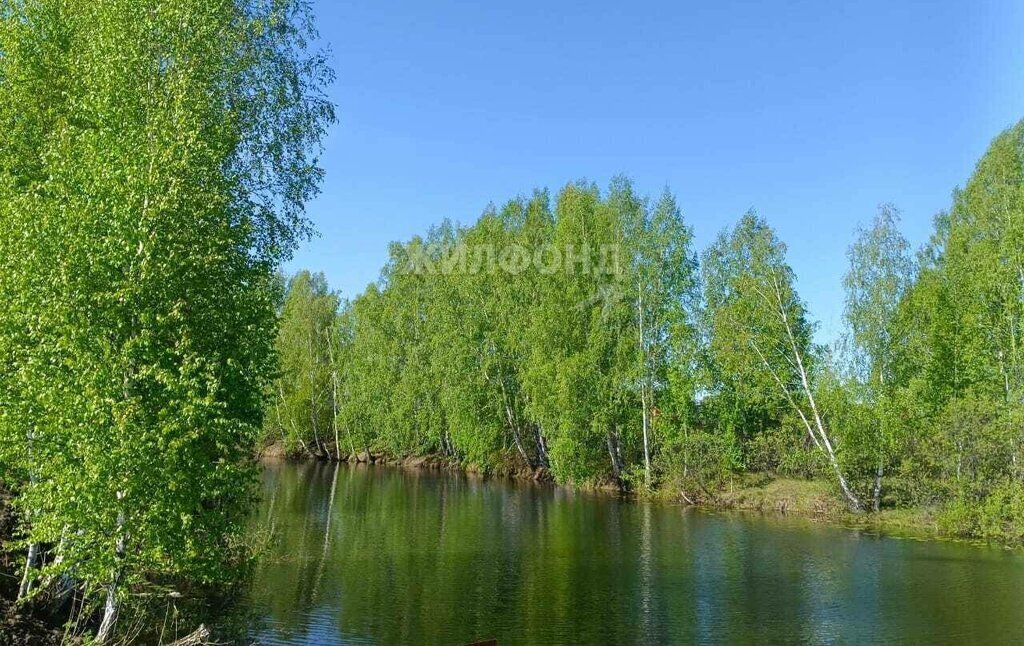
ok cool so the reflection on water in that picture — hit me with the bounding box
[217,461,1024,644]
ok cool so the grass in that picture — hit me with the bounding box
[647,472,967,543]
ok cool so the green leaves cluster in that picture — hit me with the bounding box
[826,120,1024,525]
[272,181,702,489]
[877,121,1024,537]
[0,0,332,639]
[264,271,342,457]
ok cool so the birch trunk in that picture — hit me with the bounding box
[96,576,120,644]
[762,274,863,512]
[506,405,532,467]
[17,542,39,600]
[310,394,323,456]
[872,465,884,512]
[638,282,652,488]
[497,370,532,467]
[607,427,624,487]
[308,325,324,456]
[535,426,551,469]
[873,372,885,512]
[18,427,39,600]
[332,371,341,460]
[790,323,862,512]
[96,505,126,643]
[325,328,343,460]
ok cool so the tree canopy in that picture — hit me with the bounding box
[270,120,1024,541]
[0,0,333,640]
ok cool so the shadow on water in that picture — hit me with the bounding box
[194,461,1024,645]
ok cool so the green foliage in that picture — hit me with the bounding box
[744,426,826,479]
[940,481,1024,543]
[701,212,799,434]
[807,120,1024,524]
[0,0,332,638]
[699,211,865,509]
[656,431,733,495]
[301,180,701,488]
[843,204,914,387]
[3,15,1024,639]
[880,121,1024,530]
[264,271,340,456]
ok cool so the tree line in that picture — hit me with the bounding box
[0,0,332,641]
[267,120,1024,541]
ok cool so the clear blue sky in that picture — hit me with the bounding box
[286,0,1024,342]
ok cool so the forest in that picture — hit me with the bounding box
[265,120,1024,542]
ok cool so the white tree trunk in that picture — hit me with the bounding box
[506,404,531,467]
[787,314,862,512]
[752,275,863,512]
[325,327,343,461]
[535,425,551,469]
[331,368,341,460]
[17,542,39,600]
[641,394,651,488]
[19,427,39,600]
[873,372,885,512]
[638,282,651,488]
[96,506,125,643]
[498,371,532,467]
[872,465,884,512]
[96,577,120,643]
[607,427,624,486]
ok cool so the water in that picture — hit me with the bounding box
[218,460,1024,644]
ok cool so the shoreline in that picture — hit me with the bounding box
[259,446,985,548]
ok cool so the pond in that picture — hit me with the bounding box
[216,460,1024,644]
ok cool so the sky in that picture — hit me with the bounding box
[286,0,1024,342]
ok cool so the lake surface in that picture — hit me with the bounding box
[222,460,1024,644]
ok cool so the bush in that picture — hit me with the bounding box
[658,430,734,495]
[778,442,829,479]
[744,426,827,479]
[743,428,788,473]
[939,481,1024,543]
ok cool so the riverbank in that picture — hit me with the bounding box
[261,445,960,546]
[689,476,945,542]
[260,444,557,483]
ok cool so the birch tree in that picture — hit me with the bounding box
[704,213,863,511]
[843,204,914,510]
[520,182,627,484]
[632,190,700,488]
[267,271,340,456]
[0,0,333,640]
